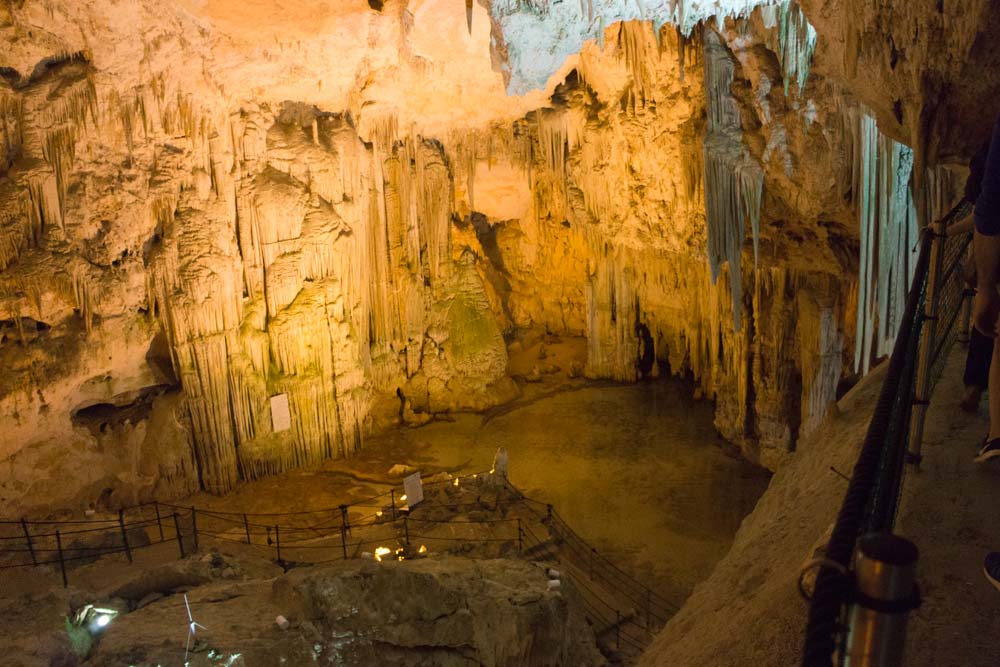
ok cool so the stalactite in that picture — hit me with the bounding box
[846,107,918,374]
[777,0,817,97]
[619,21,657,108]
[71,266,94,333]
[0,93,23,173]
[703,28,763,331]
[493,0,781,38]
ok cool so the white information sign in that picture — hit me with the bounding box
[403,471,424,508]
[270,394,291,433]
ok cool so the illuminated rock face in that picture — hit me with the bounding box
[0,0,981,510]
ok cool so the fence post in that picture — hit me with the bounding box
[341,524,348,560]
[243,514,251,545]
[340,504,350,534]
[190,507,199,553]
[153,502,164,542]
[403,516,410,545]
[390,490,396,520]
[842,533,920,666]
[20,518,37,566]
[908,226,945,465]
[173,512,186,558]
[55,530,68,588]
[517,518,523,553]
[118,509,133,564]
[274,524,281,563]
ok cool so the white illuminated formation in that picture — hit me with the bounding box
[492,0,785,94]
[843,108,918,374]
[184,594,208,664]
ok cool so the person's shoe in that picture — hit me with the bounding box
[960,386,983,413]
[984,553,1000,592]
[975,437,1000,462]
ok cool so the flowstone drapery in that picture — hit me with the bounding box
[703,29,763,331]
[844,107,918,375]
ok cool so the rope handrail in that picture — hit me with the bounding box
[803,223,972,665]
[802,231,932,665]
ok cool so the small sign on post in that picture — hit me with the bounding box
[403,472,424,508]
[270,394,291,433]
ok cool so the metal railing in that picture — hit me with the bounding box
[802,222,974,666]
[1,471,681,657]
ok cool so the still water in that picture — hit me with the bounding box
[370,380,771,603]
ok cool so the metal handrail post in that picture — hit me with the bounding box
[842,533,920,666]
[907,224,946,465]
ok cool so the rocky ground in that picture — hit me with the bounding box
[4,549,603,666]
[2,477,606,666]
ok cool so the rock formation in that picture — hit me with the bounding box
[0,0,988,512]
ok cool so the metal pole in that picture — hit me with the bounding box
[243,514,251,544]
[55,530,68,588]
[118,509,133,563]
[404,516,410,545]
[20,518,36,566]
[341,524,348,559]
[153,502,164,542]
[390,490,396,520]
[173,512,185,558]
[517,518,523,553]
[340,504,349,534]
[842,533,920,667]
[908,225,945,465]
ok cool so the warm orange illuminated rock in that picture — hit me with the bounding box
[2,0,979,511]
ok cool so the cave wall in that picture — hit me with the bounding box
[799,0,1000,166]
[0,0,931,512]
[448,19,863,468]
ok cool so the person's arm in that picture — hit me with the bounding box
[972,114,1000,335]
[946,213,975,236]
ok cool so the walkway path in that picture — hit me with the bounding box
[899,346,1000,665]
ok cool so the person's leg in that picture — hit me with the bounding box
[985,552,1000,591]
[977,334,1000,459]
[989,334,1000,440]
[962,327,994,411]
